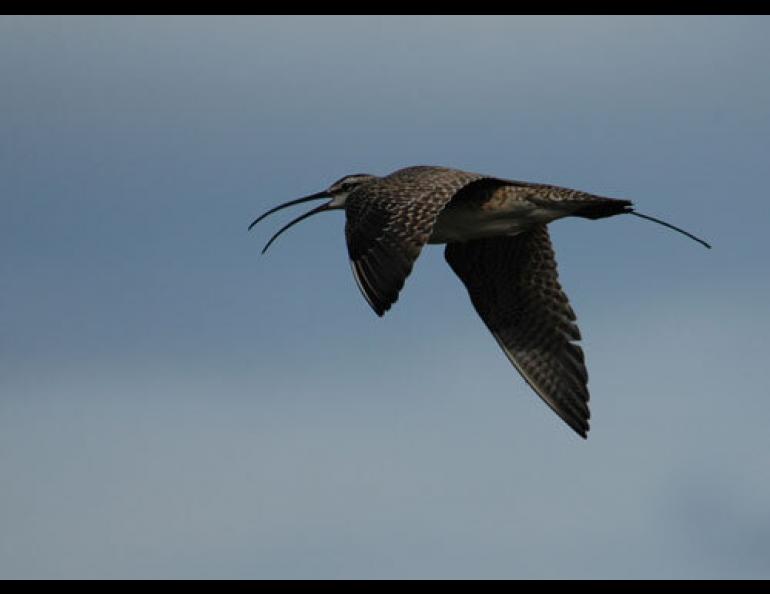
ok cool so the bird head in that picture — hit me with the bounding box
[248,173,377,253]
[324,173,378,208]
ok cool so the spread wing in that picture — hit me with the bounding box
[344,166,504,316]
[445,226,591,437]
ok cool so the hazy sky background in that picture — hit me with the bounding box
[2,15,769,578]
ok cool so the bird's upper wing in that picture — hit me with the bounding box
[444,226,590,437]
[345,166,507,316]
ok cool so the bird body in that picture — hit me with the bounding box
[431,183,612,243]
[250,165,709,438]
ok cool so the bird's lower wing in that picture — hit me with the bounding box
[444,226,591,437]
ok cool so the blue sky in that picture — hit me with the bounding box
[2,15,769,578]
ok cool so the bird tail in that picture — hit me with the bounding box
[529,193,710,249]
[571,198,633,220]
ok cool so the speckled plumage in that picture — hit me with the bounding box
[343,166,627,317]
[344,166,488,315]
[339,166,631,437]
[445,227,590,437]
[252,165,641,438]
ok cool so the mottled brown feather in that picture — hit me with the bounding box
[344,166,498,315]
[445,226,591,437]
[343,166,631,316]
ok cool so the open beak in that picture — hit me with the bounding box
[248,191,332,254]
[248,191,329,230]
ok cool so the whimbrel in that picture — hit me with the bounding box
[249,166,709,438]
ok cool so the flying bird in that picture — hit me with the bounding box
[249,166,710,438]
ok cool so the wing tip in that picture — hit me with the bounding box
[554,410,589,438]
[350,259,398,317]
[558,401,591,439]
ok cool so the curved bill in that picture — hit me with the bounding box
[261,202,331,254]
[248,191,329,231]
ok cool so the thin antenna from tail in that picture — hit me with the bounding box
[628,211,711,250]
